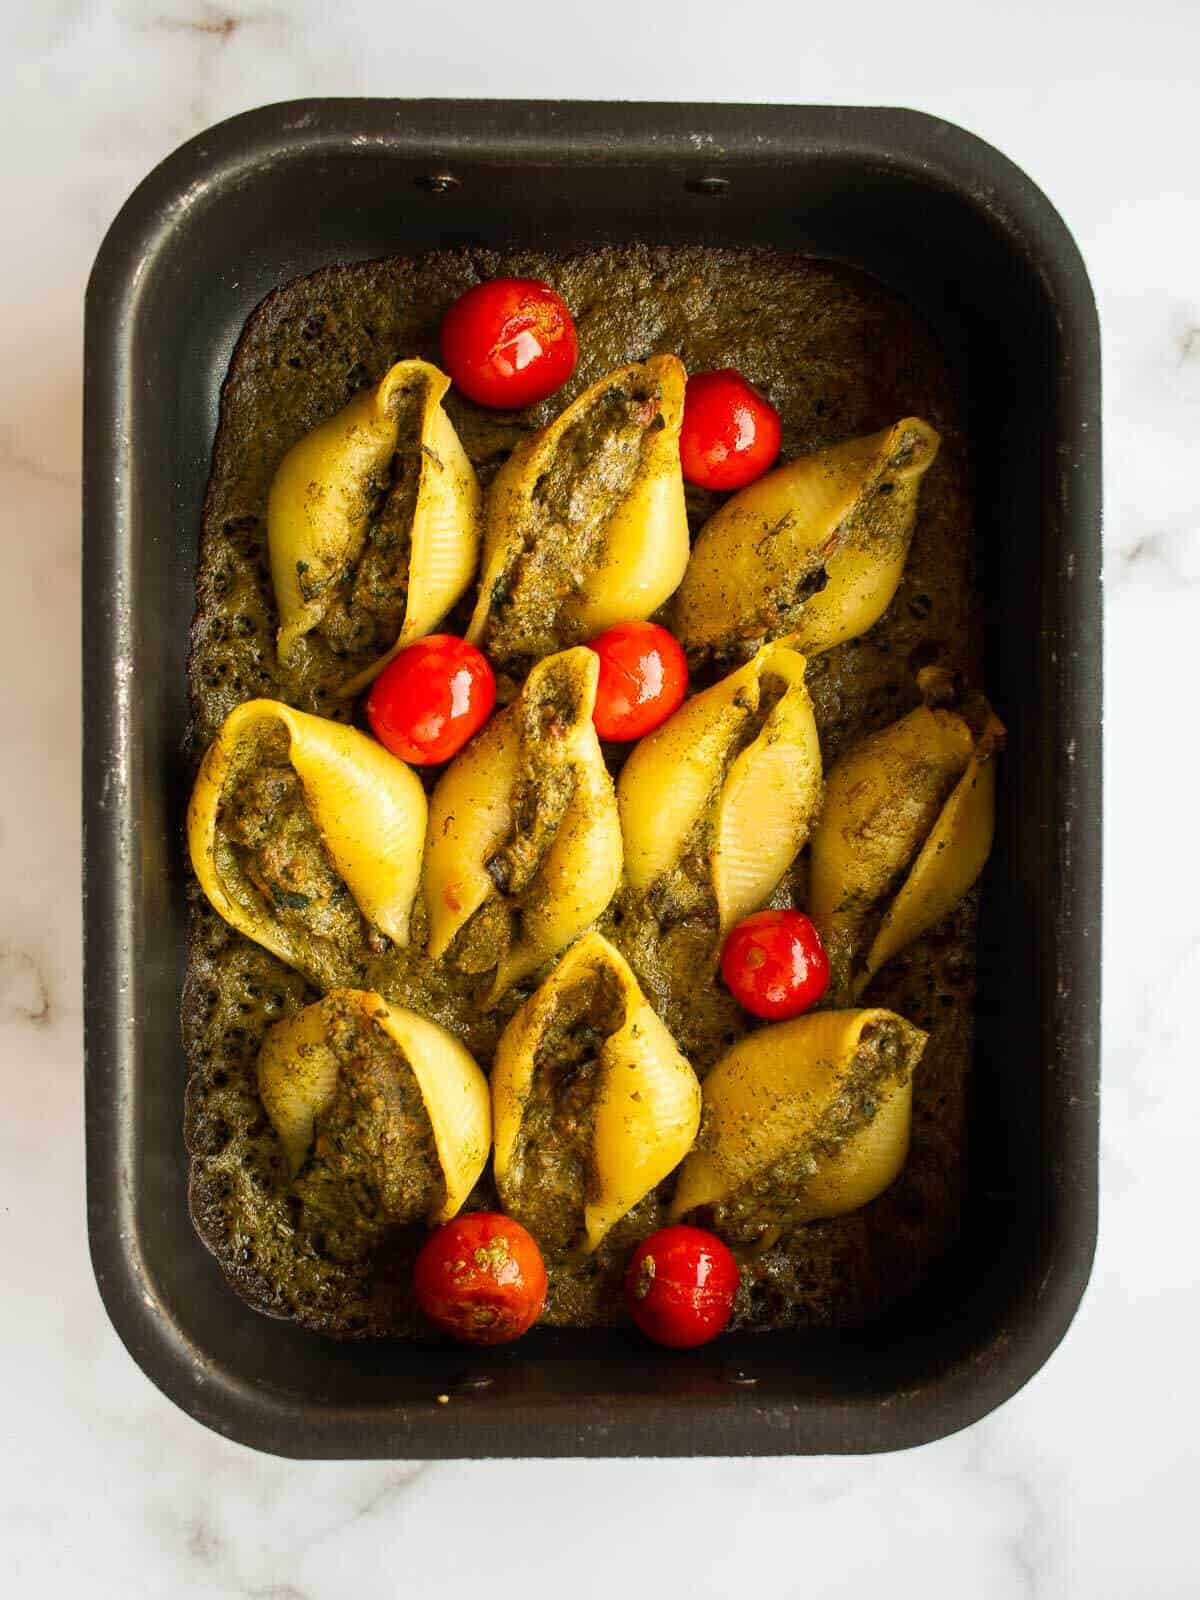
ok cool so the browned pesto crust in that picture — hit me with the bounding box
[185,243,980,1337]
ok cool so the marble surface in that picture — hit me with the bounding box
[3,0,1198,1593]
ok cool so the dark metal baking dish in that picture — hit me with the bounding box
[83,99,1101,1459]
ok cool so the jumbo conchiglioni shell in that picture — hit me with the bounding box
[466,356,689,667]
[258,989,490,1224]
[670,1009,927,1236]
[809,705,1003,1001]
[492,933,701,1253]
[187,699,427,986]
[255,998,338,1174]
[617,640,822,935]
[423,648,623,1000]
[673,418,941,660]
[268,359,481,683]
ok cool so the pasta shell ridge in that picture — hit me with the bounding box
[257,988,490,1225]
[670,1008,926,1232]
[492,932,700,1253]
[269,359,481,684]
[187,699,427,985]
[809,701,1003,1002]
[423,649,622,999]
[674,417,940,660]
[467,356,689,667]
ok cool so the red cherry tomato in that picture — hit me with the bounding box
[586,620,688,741]
[441,277,578,409]
[720,909,830,1020]
[366,634,495,766]
[679,368,782,491]
[413,1212,548,1345]
[624,1225,739,1348]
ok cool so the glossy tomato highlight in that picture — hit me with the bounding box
[720,909,830,1020]
[679,368,782,491]
[441,277,577,409]
[624,1225,739,1348]
[587,620,688,741]
[366,634,495,766]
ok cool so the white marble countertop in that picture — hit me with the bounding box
[4,0,1198,1593]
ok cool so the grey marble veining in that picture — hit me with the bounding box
[3,1,1198,1594]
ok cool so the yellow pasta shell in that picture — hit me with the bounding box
[855,712,1003,998]
[670,1009,926,1230]
[268,359,481,680]
[467,356,689,662]
[673,418,940,659]
[494,729,624,998]
[492,933,701,1252]
[809,704,1002,1001]
[618,640,822,933]
[258,989,490,1223]
[256,999,339,1174]
[422,703,520,963]
[423,648,623,999]
[187,699,427,984]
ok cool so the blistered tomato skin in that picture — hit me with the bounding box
[679,369,782,491]
[720,909,831,1021]
[440,278,578,409]
[586,621,688,742]
[366,635,496,767]
[413,1212,548,1345]
[624,1225,739,1348]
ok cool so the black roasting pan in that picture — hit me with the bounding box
[82,100,1101,1458]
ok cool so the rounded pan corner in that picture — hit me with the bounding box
[84,1194,345,1461]
[83,101,297,323]
[84,1211,271,1458]
[892,1224,1099,1456]
[869,105,1099,321]
[84,98,374,331]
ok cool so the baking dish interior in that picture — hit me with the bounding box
[83,102,1100,1457]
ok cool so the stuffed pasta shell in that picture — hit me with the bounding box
[268,359,481,689]
[187,699,427,988]
[423,647,622,1000]
[618,640,822,937]
[809,702,1004,1001]
[671,1009,927,1239]
[673,417,941,661]
[258,988,490,1229]
[467,355,689,670]
[492,932,701,1253]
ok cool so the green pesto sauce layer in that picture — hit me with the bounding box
[185,243,979,1337]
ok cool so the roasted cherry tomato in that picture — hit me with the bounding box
[586,620,688,741]
[366,634,495,766]
[720,908,830,1020]
[679,368,782,491]
[440,277,578,409]
[413,1212,548,1345]
[624,1225,739,1348]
